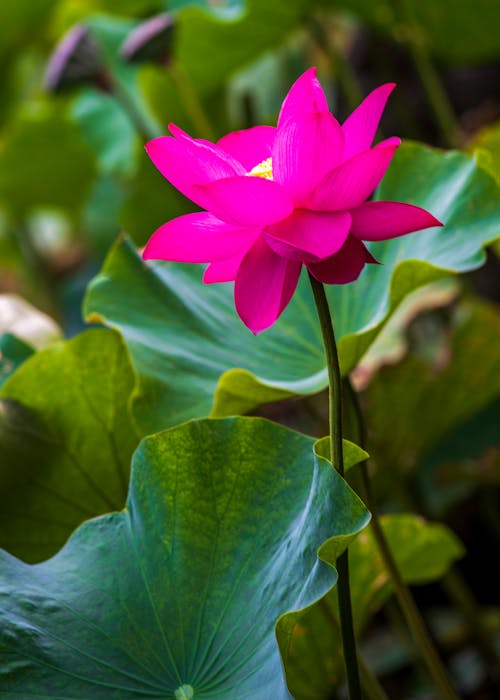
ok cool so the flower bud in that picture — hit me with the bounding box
[120,13,175,66]
[45,24,107,94]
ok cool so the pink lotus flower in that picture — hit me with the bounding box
[143,68,441,333]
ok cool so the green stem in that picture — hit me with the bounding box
[308,274,362,700]
[393,0,459,147]
[112,80,161,141]
[168,64,216,141]
[344,379,460,700]
[308,14,363,112]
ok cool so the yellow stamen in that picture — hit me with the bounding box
[247,157,273,180]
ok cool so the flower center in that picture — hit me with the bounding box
[247,157,273,180]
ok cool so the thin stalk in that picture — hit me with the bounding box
[96,70,160,141]
[168,64,216,141]
[106,64,214,142]
[344,378,460,700]
[393,0,459,147]
[308,15,363,112]
[113,81,161,140]
[308,274,362,700]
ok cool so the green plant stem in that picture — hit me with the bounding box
[308,14,363,112]
[308,274,362,700]
[344,378,460,700]
[111,80,161,141]
[393,0,459,147]
[168,64,216,141]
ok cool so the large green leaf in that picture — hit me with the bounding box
[86,235,324,433]
[0,105,96,219]
[0,417,370,699]
[364,300,500,474]
[282,514,464,699]
[0,328,139,563]
[85,143,500,434]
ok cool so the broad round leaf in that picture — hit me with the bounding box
[0,417,370,699]
[0,328,139,562]
[84,144,500,433]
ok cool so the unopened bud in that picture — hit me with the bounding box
[45,24,107,94]
[120,13,175,66]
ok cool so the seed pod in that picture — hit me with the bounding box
[45,23,108,94]
[120,13,175,66]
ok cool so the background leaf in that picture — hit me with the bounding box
[282,514,464,699]
[364,300,500,475]
[360,299,500,522]
[0,417,370,699]
[0,104,96,220]
[85,143,500,433]
[0,327,138,562]
[72,88,140,178]
[332,0,500,65]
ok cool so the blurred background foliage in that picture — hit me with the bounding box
[0,0,499,698]
[1,0,499,328]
